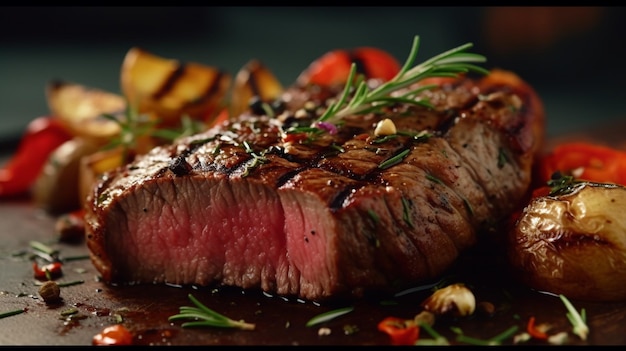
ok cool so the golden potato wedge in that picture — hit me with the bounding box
[230,59,284,118]
[46,80,126,143]
[120,47,232,128]
[33,137,101,214]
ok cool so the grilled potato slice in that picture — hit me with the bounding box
[120,47,232,128]
[46,80,126,143]
[230,59,284,118]
[509,181,626,301]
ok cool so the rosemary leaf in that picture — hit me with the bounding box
[29,241,58,256]
[317,35,487,125]
[168,294,255,331]
[0,308,25,320]
[305,306,354,327]
[378,149,410,169]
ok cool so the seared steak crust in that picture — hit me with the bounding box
[85,69,544,301]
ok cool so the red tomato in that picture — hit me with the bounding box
[297,47,401,87]
[377,316,420,345]
[92,324,133,346]
[0,116,72,197]
[536,141,626,186]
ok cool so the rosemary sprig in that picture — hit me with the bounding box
[168,294,255,330]
[305,306,354,327]
[559,294,588,340]
[102,103,156,162]
[317,35,488,125]
[0,308,25,320]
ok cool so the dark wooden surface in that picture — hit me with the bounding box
[2,122,626,346]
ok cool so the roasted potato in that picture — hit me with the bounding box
[120,47,232,128]
[46,80,125,143]
[508,181,626,301]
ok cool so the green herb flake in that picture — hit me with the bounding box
[305,306,354,327]
[378,149,410,169]
[0,308,25,320]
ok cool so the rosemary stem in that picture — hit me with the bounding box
[0,308,25,319]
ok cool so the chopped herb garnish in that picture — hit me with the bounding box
[378,149,410,169]
[415,321,450,345]
[102,103,157,162]
[497,147,509,168]
[425,173,444,186]
[57,280,85,288]
[29,241,58,257]
[547,173,585,196]
[455,325,519,345]
[371,134,399,144]
[60,307,79,316]
[401,197,414,229]
[367,209,380,224]
[168,294,255,330]
[0,308,25,320]
[62,255,91,262]
[240,141,269,177]
[560,294,588,341]
[305,306,354,327]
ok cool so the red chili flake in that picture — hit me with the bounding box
[33,262,63,280]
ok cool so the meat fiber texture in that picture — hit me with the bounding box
[84,69,545,301]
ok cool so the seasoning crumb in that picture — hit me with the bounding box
[317,327,331,336]
[39,281,61,303]
[343,324,359,335]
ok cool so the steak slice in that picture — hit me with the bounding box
[84,69,545,301]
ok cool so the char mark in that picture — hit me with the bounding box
[187,70,228,107]
[153,63,186,100]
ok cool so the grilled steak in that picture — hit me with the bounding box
[84,69,544,301]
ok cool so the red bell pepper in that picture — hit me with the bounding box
[0,116,72,197]
[377,316,420,345]
[526,316,549,340]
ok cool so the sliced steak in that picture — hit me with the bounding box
[84,69,545,301]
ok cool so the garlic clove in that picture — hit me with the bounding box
[421,283,476,317]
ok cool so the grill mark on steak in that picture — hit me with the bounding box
[85,69,545,301]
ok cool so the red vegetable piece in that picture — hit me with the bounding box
[297,47,401,87]
[377,316,420,345]
[536,141,626,186]
[0,116,72,197]
[33,262,63,280]
[526,316,549,340]
[92,324,133,345]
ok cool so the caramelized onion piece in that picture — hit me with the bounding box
[508,182,626,301]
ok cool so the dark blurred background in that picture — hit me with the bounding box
[1,6,625,150]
